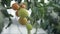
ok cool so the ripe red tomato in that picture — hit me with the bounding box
[20,3,26,8]
[12,3,20,10]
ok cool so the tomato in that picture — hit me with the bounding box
[26,24,32,30]
[20,3,26,8]
[21,4,26,8]
[15,11,19,17]
[18,17,27,25]
[18,8,29,17]
[12,3,20,10]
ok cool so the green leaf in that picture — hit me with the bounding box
[1,9,13,17]
[1,0,11,7]
[5,17,12,29]
[40,0,44,4]
[0,11,4,33]
[15,0,22,4]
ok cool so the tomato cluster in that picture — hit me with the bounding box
[12,2,32,30]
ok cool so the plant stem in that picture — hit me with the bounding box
[28,29,31,34]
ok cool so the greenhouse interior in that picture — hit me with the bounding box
[0,0,60,34]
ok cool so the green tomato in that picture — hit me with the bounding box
[26,24,32,30]
[18,8,29,17]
